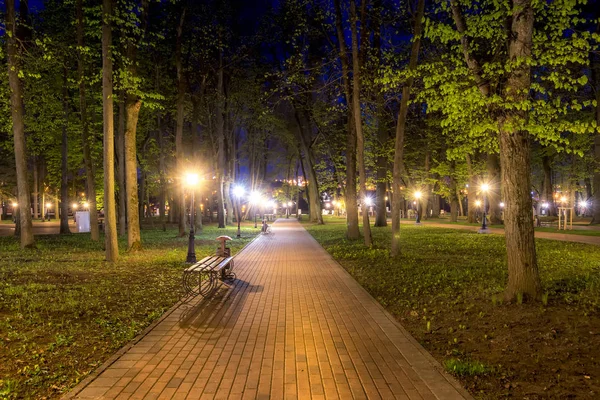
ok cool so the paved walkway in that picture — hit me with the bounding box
[66,219,470,400]
[399,220,600,246]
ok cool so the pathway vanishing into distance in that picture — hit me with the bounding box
[398,220,600,246]
[66,219,471,400]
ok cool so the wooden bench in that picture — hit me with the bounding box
[537,216,558,228]
[182,255,234,297]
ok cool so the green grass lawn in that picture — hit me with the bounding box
[305,218,600,398]
[0,223,258,399]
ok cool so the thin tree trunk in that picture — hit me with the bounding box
[117,92,127,236]
[466,154,477,223]
[77,0,99,240]
[102,0,118,261]
[487,154,502,224]
[125,98,142,250]
[350,0,372,246]
[6,0,34,248]
[391,0,425,255]
[176,7,187,236]
[33,156,38,219]
[60,67,70,234]
[449,162,459,222]
[334,0,359,239]
[216,52,226,228]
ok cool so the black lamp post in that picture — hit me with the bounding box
[478,183,490,234]
[234,185,245,238]
[414,191,422,224]
[185,173,199,263]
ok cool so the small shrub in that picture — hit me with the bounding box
[444,358,490,377]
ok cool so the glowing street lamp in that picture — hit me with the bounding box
[72,203,78,210]
[46,202,52,221]
[250,191,261,228]
[185,173,200,263]
[233,185,245,238]
[478,183,490,233]
[414,191,422,224]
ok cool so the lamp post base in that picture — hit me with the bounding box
[186,231,196,263]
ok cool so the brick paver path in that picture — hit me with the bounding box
[68,219,470,400]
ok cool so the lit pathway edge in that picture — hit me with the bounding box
[66,219,472,400]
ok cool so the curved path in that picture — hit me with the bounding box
[66,219,471,400]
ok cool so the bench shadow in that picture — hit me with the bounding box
[177,279,263,331]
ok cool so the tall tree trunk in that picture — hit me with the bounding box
[102,0,118,262]
[216,53,226,228]
[117,92,127,236]
[294,108,323,224]
[77,0,99,240]
[499,1,540,300]
[449,162,459,222]
[466,154,477,223]
[175,7,187,236]
[350,0,372,246]
[334,0,359,239]
[391,0,425,256]
[541,156,555,216]
[125,98,142,250]
[33,156,39,219]
[6,0,34,248]
[487,154,502,224]
[591,30,600,223]
[452,0,540,300]
[60,67,70,234]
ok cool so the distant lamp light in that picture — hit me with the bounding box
[185,173,199,186]
[414,191,422,200]
[46,202,52,208]
[72,203,78,209]
[83,202,89,209]
[250,191,261,204]
[325,203,330,209]
[287,201,293,207]
[475,200,482,207]
[580,200,589,209]
[560,196,567,203]
[481,183,490,192]
[12,202,17,208]
[500,202,505,208]
[233,185,245,198]
[364,197,373,207]
[541,202,548,209]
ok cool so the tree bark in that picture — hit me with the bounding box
[60,67,70,234]
[77,0,99,240]
[487,153,502,224]
[449,162,459,222]
[591,29,600,222]
[466,154,477,223]
[334,0,359,239]
[117,92,127,236]
[6,0,34,248]
[498,0,541,300]
[125,98,142,250]
[33,156,39,220]
[102,0,119,261]
[175,7,187,236]
[452,0,540,300]
[391,0,425,255]
[216,52,226,228]
[350,0,372,246]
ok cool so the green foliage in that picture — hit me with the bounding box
[444,358,490,377]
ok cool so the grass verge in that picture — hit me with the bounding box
[0,223,258,399]
[305,218,600,399]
